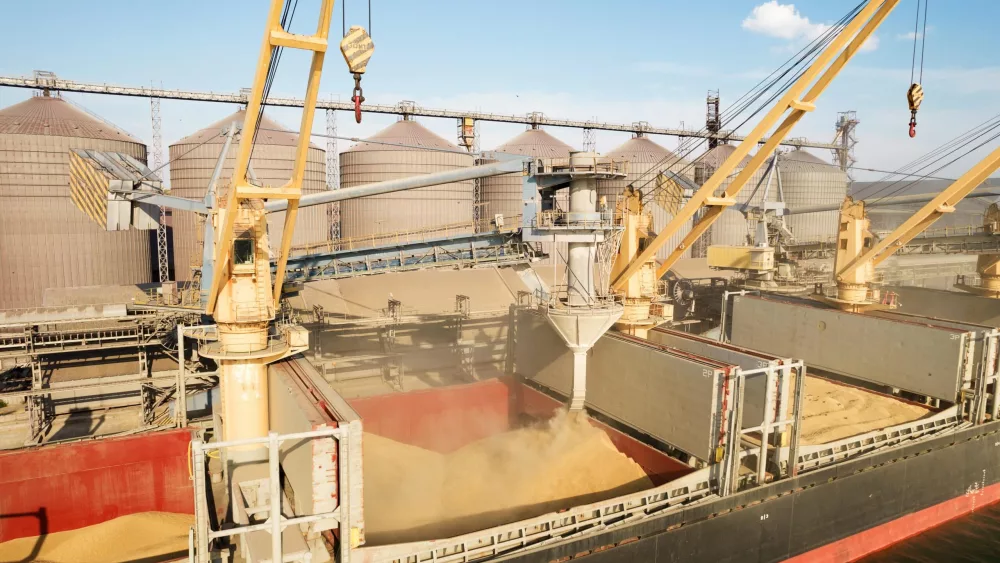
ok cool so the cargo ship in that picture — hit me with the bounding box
[4,272,998,563]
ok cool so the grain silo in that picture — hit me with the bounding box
[700,144,774,248]
[481,126,574,228]
[169,110,327,281]
[339,117,473,243]
[597,134,694,261]
[778,149,849,243]
[0,92,153,309]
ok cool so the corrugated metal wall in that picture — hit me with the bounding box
[0,95,153,309]
[339,119,473,244]
[169,111,328,281]
[779,149,849,243]
[597,135,694,261]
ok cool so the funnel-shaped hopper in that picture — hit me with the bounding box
[544,304,623,410]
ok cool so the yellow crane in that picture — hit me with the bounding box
[199,0,370,455]
[609,0,898,306]
[956,203,1000,298]
[824,145,1000,311]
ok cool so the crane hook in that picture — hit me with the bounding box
[351,73,365,124]
[906,83,923,139]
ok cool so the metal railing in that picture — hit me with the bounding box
[533,285,624,310]
[532,209,621,230]
[190,428,349,563]
[362,465,716,563]
[533,155,629,176]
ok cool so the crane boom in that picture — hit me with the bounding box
[207,0,334,314]
[609,0,899,292]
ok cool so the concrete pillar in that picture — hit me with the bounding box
[221,360,269,462]
[566,152,599,307]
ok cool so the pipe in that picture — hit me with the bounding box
[265,157,527,212]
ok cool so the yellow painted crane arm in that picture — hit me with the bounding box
[609,0,899,292]
[206,0,335,315]
[837,143,1000,281]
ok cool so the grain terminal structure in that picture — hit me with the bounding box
[6,16,1000,560]
[0,92,153,308]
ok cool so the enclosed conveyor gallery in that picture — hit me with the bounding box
[729,296,976,401]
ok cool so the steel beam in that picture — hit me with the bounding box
[0,74,841,150]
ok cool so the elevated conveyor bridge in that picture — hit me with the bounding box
[278,223,536,284]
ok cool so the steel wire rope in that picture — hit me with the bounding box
[858,113,1000,193]
[632,2,863,207]
[260,126,481,155]
[850,167,954,181]
[857,112,1000,202]
[866,122,1000,206]
[918,0,928,84]
[137,130,227,183]
[909,0,922,86]
[248,0,300,173]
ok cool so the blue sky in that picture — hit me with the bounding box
[2,0,999,182]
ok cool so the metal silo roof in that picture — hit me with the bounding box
[605,136,690,170]
[599,135,694,261]
[493,128,574,158]
[779,148,836,170]
[0,94,141,143]
[345,119,459,152]
[173,109,321,148]
[339,119,473,245]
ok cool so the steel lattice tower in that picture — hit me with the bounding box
[326,107,340,240]
[583,120,596,152]
[832,111,859,174]
[150,97,169,282]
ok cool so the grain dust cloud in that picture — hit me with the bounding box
[363,409,653,545]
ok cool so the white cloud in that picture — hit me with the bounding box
[742,1,827,41]
[743,1,879,53]
[896,27,932,41]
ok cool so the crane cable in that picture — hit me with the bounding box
[860,113,1000,205]
[855,109,1000,201]
[633,2,863,203]
[906,0,928,138]
[249,0,300,176]
[632,1,864,208]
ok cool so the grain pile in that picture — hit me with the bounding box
[0,511,193,563]
[364,410,652,545]
[794,374,932,445]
